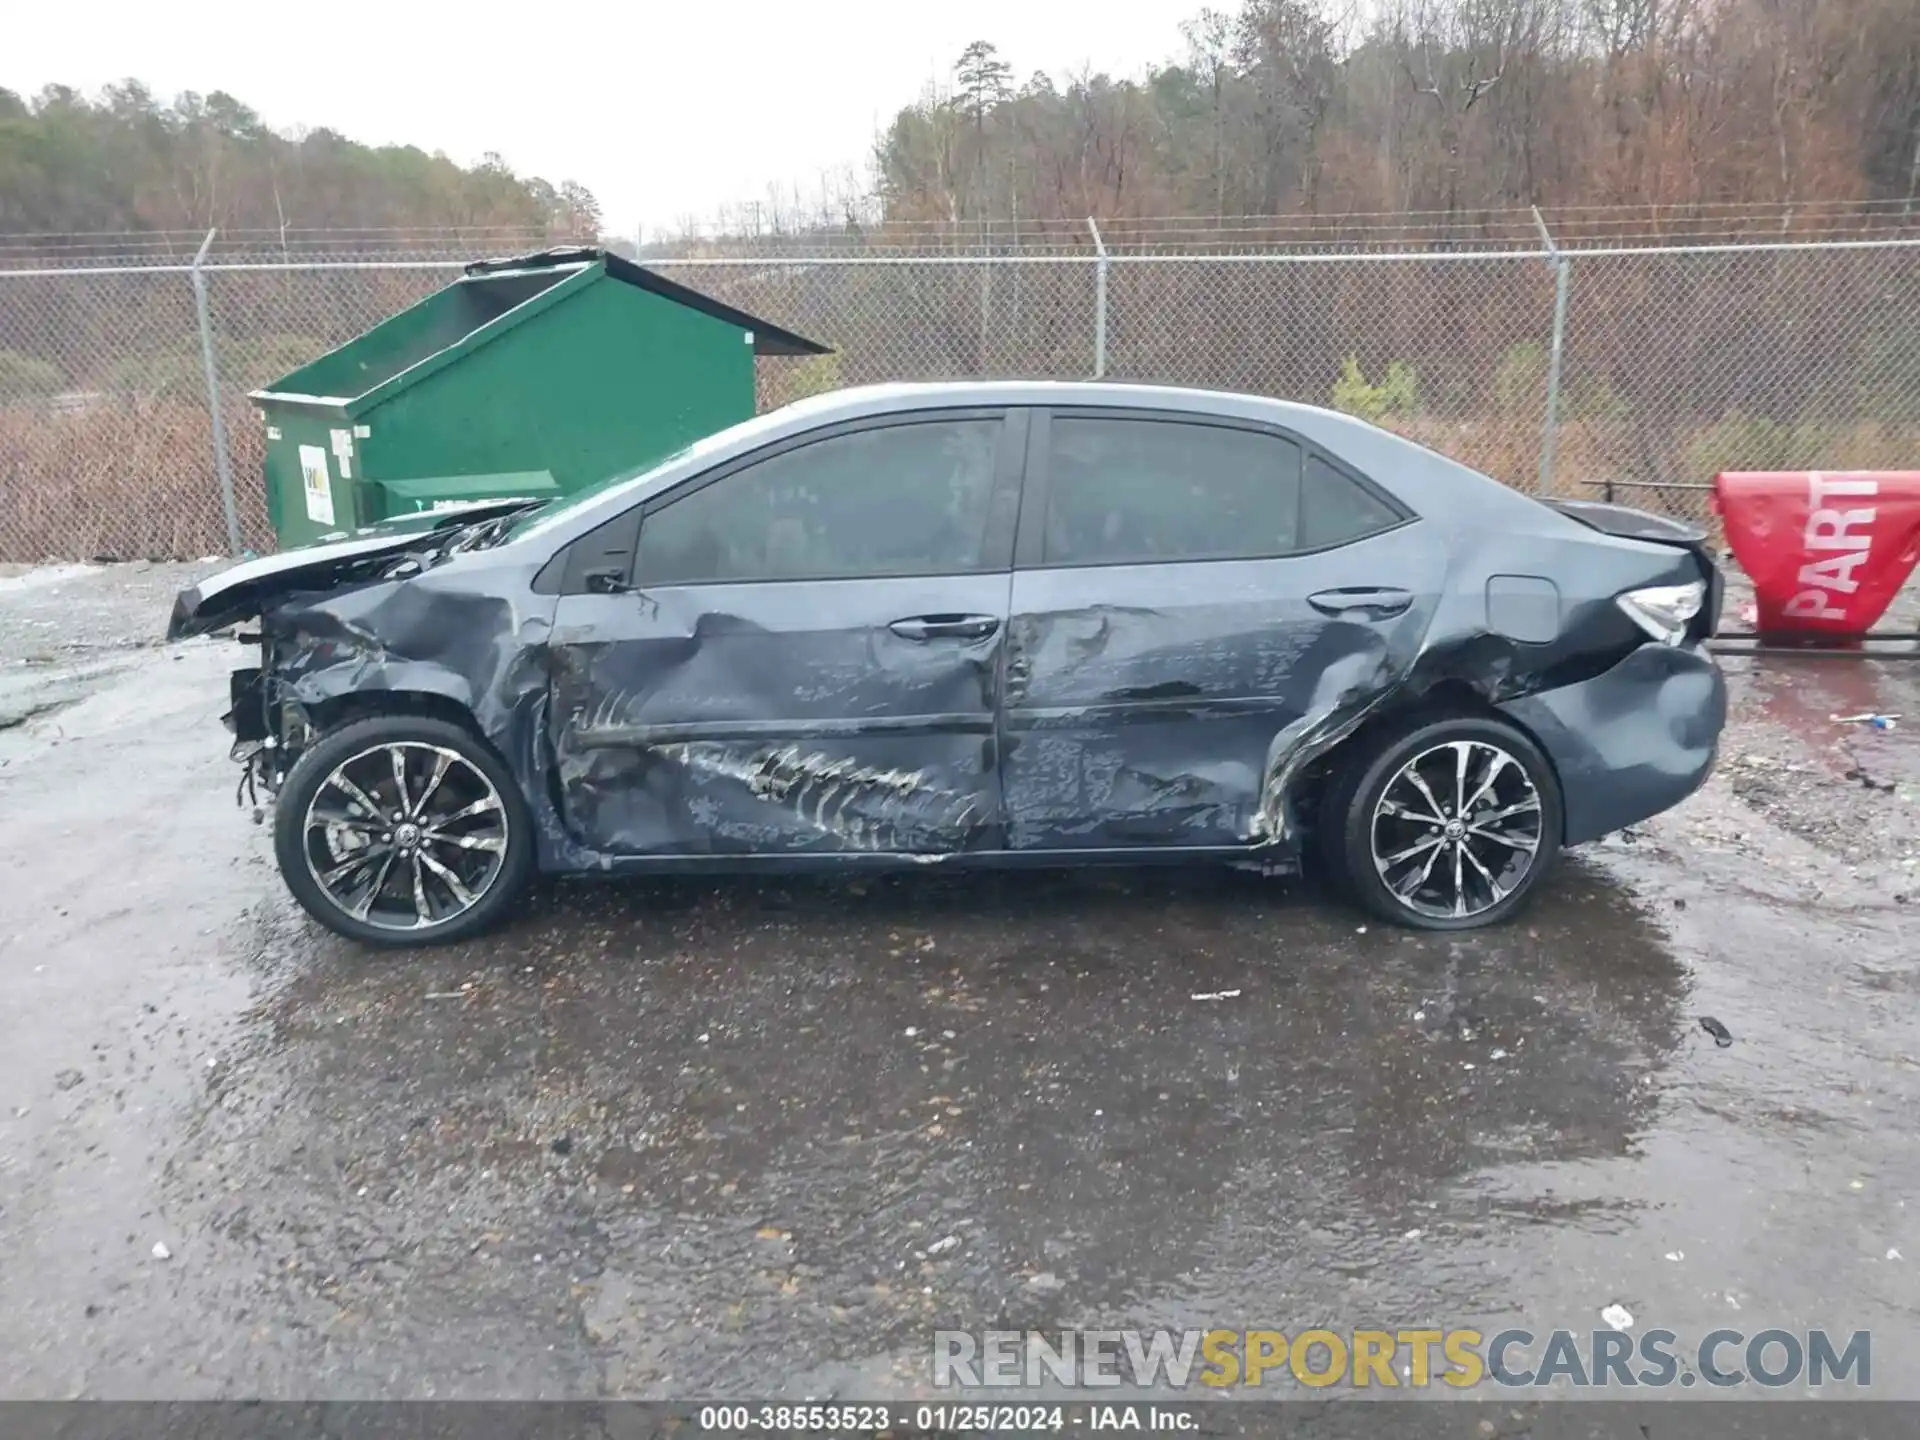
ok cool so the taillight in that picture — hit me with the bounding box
[1616,580,1707,646]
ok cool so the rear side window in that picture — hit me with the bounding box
[634,419,1002,584]
[1042,418,1303,566]
[1039,417,1407,567]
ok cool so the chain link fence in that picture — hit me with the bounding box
[3,237,1917,562]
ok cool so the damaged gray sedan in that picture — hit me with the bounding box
[170,381,1727,948]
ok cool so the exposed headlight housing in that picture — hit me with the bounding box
[1617,580,1706,645]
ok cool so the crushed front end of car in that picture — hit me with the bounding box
[166,501,545,812]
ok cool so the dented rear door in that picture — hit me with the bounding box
[546,410,1024,857]
[1001,408,1443,852]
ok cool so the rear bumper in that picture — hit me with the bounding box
[1498,642,1727,847]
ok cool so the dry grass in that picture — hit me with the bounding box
[1383,414,1920,532]
[2,396,1909,562]
[0,399,269,562]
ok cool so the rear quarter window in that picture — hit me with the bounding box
[1300,453,1407,549]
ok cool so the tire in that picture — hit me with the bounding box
[273,715,535,949]
[1328,712,1563,931]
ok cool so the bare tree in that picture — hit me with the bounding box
[1234,0,1342,212]
[1182,7,1236,215]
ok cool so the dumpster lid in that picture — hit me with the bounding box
[252,263,594,414]
[464,247,833,358]
[375,471,562,506]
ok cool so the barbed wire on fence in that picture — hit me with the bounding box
[5,202,1916,267]
[3,223,1917,562]
[0,226,598,269]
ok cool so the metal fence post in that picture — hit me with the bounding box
[1530,207,1571,497]
[190,228,242,555]
[1087,216,1109,378]
[1543,256,1573,498]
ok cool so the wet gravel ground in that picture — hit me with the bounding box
[1,562,1918,1404]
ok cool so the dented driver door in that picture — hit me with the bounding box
[546,411,1025,858]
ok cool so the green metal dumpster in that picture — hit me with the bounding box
[249,247,832,548]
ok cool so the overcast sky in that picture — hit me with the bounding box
[3,0,1200,236]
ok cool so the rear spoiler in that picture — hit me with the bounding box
[1542,498,1706,546]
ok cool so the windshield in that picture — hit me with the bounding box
[501,410,790,545]
[500,444,697,544]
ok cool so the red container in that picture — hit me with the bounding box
[1711,470,1920,635]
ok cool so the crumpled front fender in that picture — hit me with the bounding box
[273,626,483,717]
[261,568,555,756]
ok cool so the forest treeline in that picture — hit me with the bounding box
[875,0,1920,232]
[0,81,601,242]
[7,2,1916,250]
[1,4,1917,561]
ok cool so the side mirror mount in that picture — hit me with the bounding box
[584,568,633,596]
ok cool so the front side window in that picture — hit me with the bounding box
[634,419,1002,585]
[1043,418,1305,566]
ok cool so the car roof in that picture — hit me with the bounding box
[764,380,1473,482]
[507,379,1558,551]
[767,380,1544,517]
[773,379,1352,431]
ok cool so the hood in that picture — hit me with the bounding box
[166,498,535,641]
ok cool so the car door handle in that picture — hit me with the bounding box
[889,614,1001,641]
[1307,587,1414,619]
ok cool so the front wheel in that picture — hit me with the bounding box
[273,716,535,948]
[1332,714,1563,931]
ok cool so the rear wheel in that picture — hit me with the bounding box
[273,716,534,948]
[1331,713,1562,930]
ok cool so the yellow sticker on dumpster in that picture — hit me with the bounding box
[299,444,334,526]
